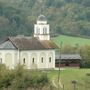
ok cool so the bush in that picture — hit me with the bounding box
[0,64,50,90]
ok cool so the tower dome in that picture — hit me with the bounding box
[37,15,47,21]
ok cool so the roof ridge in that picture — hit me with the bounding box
[8,37,18,49]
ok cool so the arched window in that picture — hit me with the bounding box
[31,53,37,65]
[41,57,43,63]
[43,27,47,34]
[32,58,35,64]
[36,27,40,34]
[49,57,51,63]
[0,58,2,64]
[23,58,25,64]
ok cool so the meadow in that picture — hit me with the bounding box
[52,35,90,46]
[48,68,90,90]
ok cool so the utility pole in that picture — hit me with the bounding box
[58,42,63,90]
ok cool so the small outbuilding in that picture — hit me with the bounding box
[55,54,81,68]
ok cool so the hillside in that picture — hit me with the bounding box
[0,0,90,40]
[52,35,90,46]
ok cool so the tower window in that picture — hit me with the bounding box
[0,58,2,64]
[43,27,47,34]
[49,57,51,63]
[32,58,35,64]
[23,58,25,64]
[36,27,40,34]
[41,57,43,63]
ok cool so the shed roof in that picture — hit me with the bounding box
[56,54,81,60]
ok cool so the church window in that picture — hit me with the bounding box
[36,27,40,34]
[49,57,51,63]
[43,27,47,34]
[23,58,25,64]
[32,58,35,63]
[41,57,43,63]
[0,58,2,64]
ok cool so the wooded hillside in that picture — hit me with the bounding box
[0,0,90,40]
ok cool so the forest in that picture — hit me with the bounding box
[0,0,90,40]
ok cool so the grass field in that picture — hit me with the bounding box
[52,35,90,46]
[48,68,90,90]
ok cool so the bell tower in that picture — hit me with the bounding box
[34,15,50,40]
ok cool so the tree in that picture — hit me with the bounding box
[80,45,90,68]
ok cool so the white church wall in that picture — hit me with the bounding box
[0,50,18,69]
[0,49,55,69]
[19,50,55,69]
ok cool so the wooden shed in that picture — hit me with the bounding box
[55,54,81,68]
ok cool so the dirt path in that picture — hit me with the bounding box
[52,77,63,89]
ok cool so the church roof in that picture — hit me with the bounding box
[37,15,47,21]
[4,36,58,50]
[0,41,16,50]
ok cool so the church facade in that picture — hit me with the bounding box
[0,15,58,69]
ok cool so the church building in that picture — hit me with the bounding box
[0,15,58,69]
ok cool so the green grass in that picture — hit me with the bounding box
[48,68,90,90]
[52,35,90,46]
